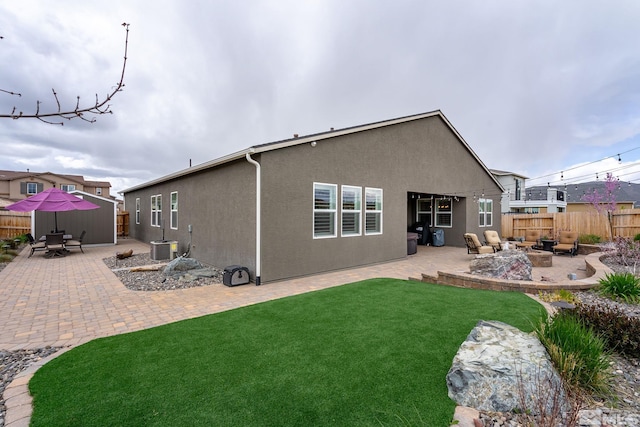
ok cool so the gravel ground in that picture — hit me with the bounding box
[0,347,61,427]
[103,253,225,291]
[1,252,640,426]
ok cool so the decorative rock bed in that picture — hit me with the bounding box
[469,250,533,281]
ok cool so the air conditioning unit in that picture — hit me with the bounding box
[150,240,178,260]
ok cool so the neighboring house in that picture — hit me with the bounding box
[517,186,568,213]
[493,169,640,214]
[525,181,640,213]
[122,111,504,284]
[0,170,111,200]
[491,169,568,213]
[490,169,528,213]
[563,181,640,211]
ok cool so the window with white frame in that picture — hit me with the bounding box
[313,183,337,238]
[151,194,162,227]
[435,198,452,227]
[365,187,383,235]
[135,198,141,224]
[341,185,361,236]
[170,192,178,229]
[416,198,432,225]
[60,184,75,192]
[478,198,493,227]
[96,188,102,196]
[26,182,38,194]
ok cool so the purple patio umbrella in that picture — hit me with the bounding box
[6,188,100,233]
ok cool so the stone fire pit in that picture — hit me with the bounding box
[525,250,552,267]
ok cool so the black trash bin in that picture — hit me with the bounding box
[407,232,418,255]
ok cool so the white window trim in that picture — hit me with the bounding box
[341,185,362,237]
[313,182,337,239]
[170,191,178,230]
[435,198,453,228]
[416,198,433,226]
[135,198,140,225]
[364,187,383,235]
[26,183,38,194]
[478,198,493,227]
[151,194,162,227]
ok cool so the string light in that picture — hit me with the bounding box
[526,145,640,186]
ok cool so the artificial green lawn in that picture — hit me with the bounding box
[29,279,543,426]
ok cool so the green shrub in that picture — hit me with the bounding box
[579,234,602,244]
[535,312,611,395]
[634,233,640,241]
[538,289,577,304]
[598,272,640,303]
[571,302,640,359]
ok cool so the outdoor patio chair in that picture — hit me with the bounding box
[26,233,46,257]
[552,231,579,256]
[463,233,495,254]
[45,233,66,258]
[483,230,503,251]
[65,230,86,253]
[515,230,541,250]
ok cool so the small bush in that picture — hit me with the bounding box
[598,272,640,303]
[579,234,601,244]
[0,253,14,262]
[535,312,611,395]
[634,233,640,241]
[607,237,640,269]
[538,289,577,304]
[571,302,640,359]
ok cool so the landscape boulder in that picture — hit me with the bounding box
[163,257,204,275]
[446,320,567,414]
[469,250,533,281]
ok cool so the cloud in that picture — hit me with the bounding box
[1,0,640,197]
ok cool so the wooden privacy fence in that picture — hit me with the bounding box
[117,211,129,237]
[501,209,640,240]
[0,210,31,240]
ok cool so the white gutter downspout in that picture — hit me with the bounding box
[245,151,261,286]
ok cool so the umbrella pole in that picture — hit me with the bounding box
[55,211,58,233]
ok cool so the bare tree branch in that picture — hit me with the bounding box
[0,23,130,125]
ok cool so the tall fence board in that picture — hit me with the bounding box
[501,209,640,240]
[0,210,31,239]
[117,211,129,237]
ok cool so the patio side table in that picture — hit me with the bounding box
[540,239,557,252]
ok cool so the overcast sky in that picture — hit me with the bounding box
[1,1,640,197]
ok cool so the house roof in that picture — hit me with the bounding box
[84,180,112,187]
[69,190,118,205]
[121,110,504,194]
[0,170,111,188]
[526,181,640,206]
[489,169,529,180]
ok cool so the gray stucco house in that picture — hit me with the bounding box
[122,111,503,284]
